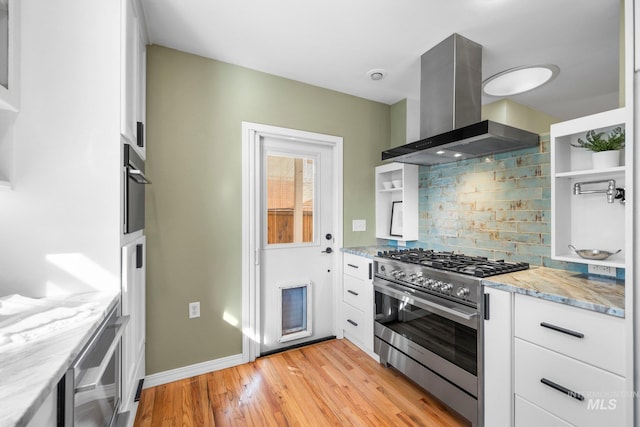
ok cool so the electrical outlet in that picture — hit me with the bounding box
[352,219,366,232]
[189,301,200,319]
[587,264,616,277]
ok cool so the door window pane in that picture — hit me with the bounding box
[266,155,314,244]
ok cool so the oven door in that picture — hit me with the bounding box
[374,277,478,396]
[123,145,151,234]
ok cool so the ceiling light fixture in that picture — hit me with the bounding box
[483,64,559,97]
[366,69,387,81]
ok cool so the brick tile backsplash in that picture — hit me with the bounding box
[418,134,585,272]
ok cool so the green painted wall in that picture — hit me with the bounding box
[482,99,559,135]
[145,45,390,374]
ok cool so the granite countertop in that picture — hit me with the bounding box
[483,267,625,317]
[341,245,399,258]
[341,247,624,317]
[0,291,120,427]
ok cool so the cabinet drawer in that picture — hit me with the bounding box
[343,253,372,281]
[515,339,626,426]
[342,302,372,348]
[515,395,572,427]
[514,294,625,375]
[343,275,372,311]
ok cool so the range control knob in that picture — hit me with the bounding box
[456,287,470,298]
[440,283,453,293]
[416,277,426,286]
[431,281,442,291]
[396,271,406,279]
[409,273,418,282]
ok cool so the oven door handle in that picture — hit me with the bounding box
[74,315,130,393]
[375,281,478,325]
[128,168,152,184]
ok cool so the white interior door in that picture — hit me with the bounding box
[259,136,335,355]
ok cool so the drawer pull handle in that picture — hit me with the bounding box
[347,319,358,327]
[540,322,584,338]
[347,263,359,269]
[540,378,584,401]
[347,290,359,296]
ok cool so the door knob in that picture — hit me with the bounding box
[322,247,333,254]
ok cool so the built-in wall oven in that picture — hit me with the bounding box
[58,304,129,427]
[373,249,529,427]
[123,145,151,234]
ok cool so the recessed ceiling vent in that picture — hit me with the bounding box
[382,34,539,166]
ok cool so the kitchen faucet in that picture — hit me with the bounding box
[573,179,625,204]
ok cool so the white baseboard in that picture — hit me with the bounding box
[142,353,244,388]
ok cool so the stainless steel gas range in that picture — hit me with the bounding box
[373,248,528,427]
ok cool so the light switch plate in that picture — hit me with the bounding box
[352,219,366,232]
[189,301,200,318]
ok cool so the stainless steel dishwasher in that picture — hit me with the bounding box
[59,303,129,427]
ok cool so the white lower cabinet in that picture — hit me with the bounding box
[121,235,146,414]
[515,396,572,427]
[483,287,513,427]
[341,253,375,357]
[513,294,627,426]
[515,338,625,426]
[342,302,369,343]
[483,289,629,427]
[514,293,625,376]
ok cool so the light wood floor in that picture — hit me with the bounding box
[134,339,470,426]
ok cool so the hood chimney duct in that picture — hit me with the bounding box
[420,34,482,139]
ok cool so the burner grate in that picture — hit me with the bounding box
[377,248,529,277]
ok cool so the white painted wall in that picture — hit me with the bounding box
[0,0,122,297]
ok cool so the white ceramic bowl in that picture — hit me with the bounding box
[392,180,402,188]
[382,181,392,190]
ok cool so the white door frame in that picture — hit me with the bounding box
[241,122,343,362]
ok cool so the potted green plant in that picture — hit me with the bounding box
[571,127,625,169]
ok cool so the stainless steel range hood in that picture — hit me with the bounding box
[382,34,539,166]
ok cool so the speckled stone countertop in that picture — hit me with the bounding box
[341,245,400,258]
[483,267,625,317]
[0,291,120,427]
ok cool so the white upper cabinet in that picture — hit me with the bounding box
[550,108,631,268]
[136,23,146,155]
[121,0,146,158]
[0,0,19,188]
[0,0,19,112]
[375,163,419,241]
